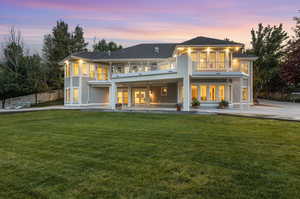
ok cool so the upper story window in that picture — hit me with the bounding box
[192,50,228,71]
[89,64,95,79]
[81,63,88,76]
[65,63,70,78]
[73,63,79,76]
[97,65,108,80]
[241,62,249,74]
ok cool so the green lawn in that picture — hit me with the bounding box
[0,111,300,199]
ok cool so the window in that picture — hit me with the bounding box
[192,85,198,100]
[200,85,207,101]
[217,52,225,69]
[73,63,79,76]
[117,90,128,104]
[241,63,249,74]
[97,65,108,80]
[81,63,88,75]
[242,88,248,101]
[161,87,168,96]
[73,88,79,103]
[66,88,70,103]
[219,85,225,101]
[89,64,95,79]
[65,63,70,78]
[208,52,216,69]
[210,85,216,101]
[199,52,207,69]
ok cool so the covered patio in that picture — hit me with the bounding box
[115,79,180,109]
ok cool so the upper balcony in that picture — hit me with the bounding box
[111,59,176,79]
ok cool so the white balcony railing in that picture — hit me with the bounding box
[112,61,176,78]
[192,61,249,74]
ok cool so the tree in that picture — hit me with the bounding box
[23,54,48,104]
[0,27,26,107]
[250,23,289,98]
[0,27,49,108]
[70,26,88,53]
[0,68,19,109]
[93,39,122,52]
[43,20,88,89]
[281,15,300,87]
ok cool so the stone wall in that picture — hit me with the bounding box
[1,90,64,108]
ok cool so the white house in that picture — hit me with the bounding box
[61,36,257,111]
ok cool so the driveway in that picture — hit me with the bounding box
[208,99,300,121]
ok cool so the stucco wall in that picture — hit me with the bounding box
[150,83,177,104]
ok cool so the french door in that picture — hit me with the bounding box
[134,89,146,104]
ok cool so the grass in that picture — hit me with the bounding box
[0,110,299,199]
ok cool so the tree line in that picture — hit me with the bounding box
[0,20,122,108]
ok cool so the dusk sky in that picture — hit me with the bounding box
[0,0,299,53]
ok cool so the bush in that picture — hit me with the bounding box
[218,100,229,109]
[192,98,200,107]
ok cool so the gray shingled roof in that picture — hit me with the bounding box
[179,36,243,46]
[72,43,177,60]
[71,36,244,60]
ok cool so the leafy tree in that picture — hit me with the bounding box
[281,15,300,87]
[0,68,19,108]
[43,20,88,89]
[93,39,122,52]
[71,26,88,53]
[23,54,49,104]
[0,27,49,108]
[250,23,289,98]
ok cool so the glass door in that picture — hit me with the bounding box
[134,89,146,104]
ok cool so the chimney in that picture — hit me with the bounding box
[154,46,159,54]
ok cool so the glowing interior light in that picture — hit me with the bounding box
[206,47,211,52]
[188,48,192,54]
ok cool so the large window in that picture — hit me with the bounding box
[117,90,128,104]
[242,88,248,101]
[241,63,249,74]
[73,63,79,76]
[81,63,88,75]
[200,85,207,101]
[192,85,198,100]
[219,85,225,101]
[73,88,79,103]
[66,88,70,103]
[89,64,95,79]
[217,52,225,69]
[65,63,70,78]
[210,85,216,101]
[97,65,108,80]
[208,52,216,69]
[199,52,207,69]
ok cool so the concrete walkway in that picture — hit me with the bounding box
[0,100,299,121]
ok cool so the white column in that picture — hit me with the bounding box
[240,78,243,110]
[206,85,210,101]
[250,61,254,104]
[128,86,131,107]
[110,82,117,110]
[183,76,190,111]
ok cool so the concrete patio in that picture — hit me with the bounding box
[0,99,299,121]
